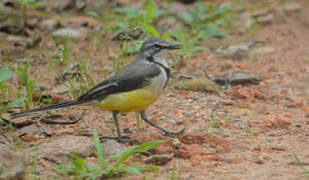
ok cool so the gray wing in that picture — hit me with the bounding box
[78,61,160,102]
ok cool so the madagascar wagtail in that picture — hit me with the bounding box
[11,38,184,140]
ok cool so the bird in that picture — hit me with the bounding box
[11,37,185,141]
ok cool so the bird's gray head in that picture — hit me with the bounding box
[138,38,181,60]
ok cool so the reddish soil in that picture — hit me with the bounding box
[0,0,308,179]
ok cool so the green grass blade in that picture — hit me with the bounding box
[140,23,160,38]
[145,1,154,24]
[7,97,25,107]
[93,129,105,168]
[293,152,309,174]
[0,66,12,83]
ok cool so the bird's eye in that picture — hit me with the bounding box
[154,43,161,48]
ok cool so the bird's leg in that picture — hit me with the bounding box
[140,110,185,137]
[112,111,122,138]
[100,111,133,143]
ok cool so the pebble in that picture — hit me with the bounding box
[257,14,276,24]
[254,46,276,55]
[216,41,256,58]
[234,130,241,135]
[283,2,302,13]
[271,146,286,151]
[100,139,126,156]
[41,19,60,32]
[144,154,173,165]
[52,28,85,38]
[272,159,280,163]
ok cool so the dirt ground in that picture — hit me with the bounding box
[0,0,308,180]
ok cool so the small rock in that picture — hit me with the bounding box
[144,154,173,165]
[25,17,40,29]
[7,35,41,49]
[214,71,261,85]
[220,99,234,106]
[0,22,10,33]
[75,0,87,11]
[257,14,275,24]
[52,28,85,38]
[63,17,91,28]
[40,115,80,124]
[177,74,198,80]
[264,115,292,129]
[18,124,40,136]
[271,146,286,151]
[51,0,75,12]
[175,78,220,94]
[25,135,95,163]
[86,0,121,15]
[0,144,25,180]
[272,159,279,163]
[216,42,256,59]
[6,35,25,43]
[100,139,126,157]
[252,154,264,165]
[254,46,276,55]
[40,19,60,32]
[283,2,302,14]
[169,2,188,14]
[1,113,34,128]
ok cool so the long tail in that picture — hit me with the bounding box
[11,100,85,119]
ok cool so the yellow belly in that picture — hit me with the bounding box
[94,88,161,113]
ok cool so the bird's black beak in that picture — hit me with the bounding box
[168,43,182,50]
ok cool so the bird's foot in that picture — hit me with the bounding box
[163,127,185,137]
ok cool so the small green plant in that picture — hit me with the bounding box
[11,59,39,110]
[0,66,25,116]
[55,40,70,65]
[208,108,215,134]
[170,2,234,59]
[63,60,95,98]
[56,130,165,179]
[0,66,13,115]
[16,0,37,20]
[167,161,183,180]
[111,1,167,38]
[171,23,208,59]
[292,152,309,175]
[86,10,110,30]
[245,125,251,138]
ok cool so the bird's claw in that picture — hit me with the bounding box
[163,127,185,137]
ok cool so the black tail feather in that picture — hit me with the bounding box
[10,100,84,119]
